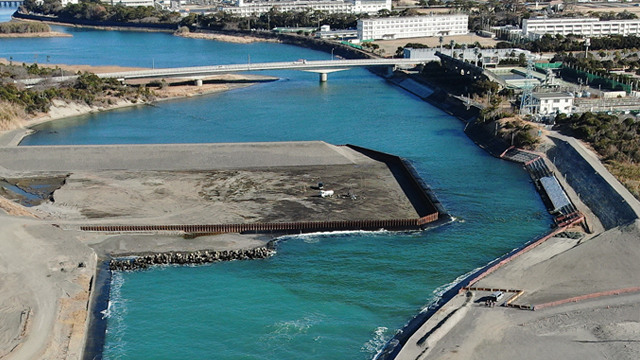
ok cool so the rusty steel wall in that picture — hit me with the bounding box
[80,218,429,234]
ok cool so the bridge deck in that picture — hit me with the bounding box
[18,58,424,85]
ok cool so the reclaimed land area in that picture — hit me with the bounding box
[0,139,444,360]
[385,73,640,360]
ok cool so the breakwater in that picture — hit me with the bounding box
[109,246,275,271]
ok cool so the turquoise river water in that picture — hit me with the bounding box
[1,20,551,359]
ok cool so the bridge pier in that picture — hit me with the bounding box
[319,73,328,82]
[194,79,203,87]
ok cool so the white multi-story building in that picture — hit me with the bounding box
[532,92,574,115]
[60,0,79,6]
[357,14,468,41]
[523,17,640,37]
[225,0,390,17]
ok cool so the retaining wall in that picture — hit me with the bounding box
[345,144,446,224]
[81,218,428,234]
[547,138,637,230]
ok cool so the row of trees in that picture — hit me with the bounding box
[23,0,181,23]
[0,21,50,33]
[498,34,640,53]
[557,112,640,164]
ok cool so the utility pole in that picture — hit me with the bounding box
[584,38,590,58]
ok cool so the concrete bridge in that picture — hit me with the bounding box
[435,51,508,88]
[19,58,424,85]
[0,0,22,6]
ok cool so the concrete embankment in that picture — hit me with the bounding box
[0,141,355,172]
[547,135,639,230]
[383,72,481,124]
[109,246,275,271]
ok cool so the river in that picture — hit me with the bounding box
[1,22,550,360]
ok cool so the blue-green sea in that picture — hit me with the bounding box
[2,24,551,359]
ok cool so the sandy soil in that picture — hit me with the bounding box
[0,32,71,38]
[475,220,640,305]
[422,291,640,360]
[0,218,96,360]
[35,165,418,224]
[175,31,280,44]
[573,3,640,16]
[0,59,145,74]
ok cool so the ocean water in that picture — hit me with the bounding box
[5,28,551,359]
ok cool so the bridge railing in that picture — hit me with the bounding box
[18,59,425,85]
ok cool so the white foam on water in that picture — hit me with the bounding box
[261,313,325,346]
[278,229,391,242]
[361,326,391,357]
[420,266,483,312]
[102,271,129,360]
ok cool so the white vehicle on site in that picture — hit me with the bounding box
[490,291,504,302]
[319,190,334,198]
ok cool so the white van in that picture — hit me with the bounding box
[490,291,504,302]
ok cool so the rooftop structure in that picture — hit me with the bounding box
[224,0,390,17]
[357,14,468,41]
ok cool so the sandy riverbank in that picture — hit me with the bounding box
[175,31,281,44]
[0,31,71,38]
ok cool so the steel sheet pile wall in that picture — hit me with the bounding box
[81,218,423,234]
[345,144,445,227]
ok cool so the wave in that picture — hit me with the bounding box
[420,265,483,312]
[102,272,129,360]
[361,326,392,357]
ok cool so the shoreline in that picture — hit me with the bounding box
[174,31,281,44]
[0,75,278,147]
[0,31,71,38]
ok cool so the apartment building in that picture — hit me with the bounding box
[225,0,390,17]
[523,17,640,37]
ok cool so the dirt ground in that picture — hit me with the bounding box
[35,164,419,224]
[0,58,146,74]
[423,291,640,360]
[573,3,640,16]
